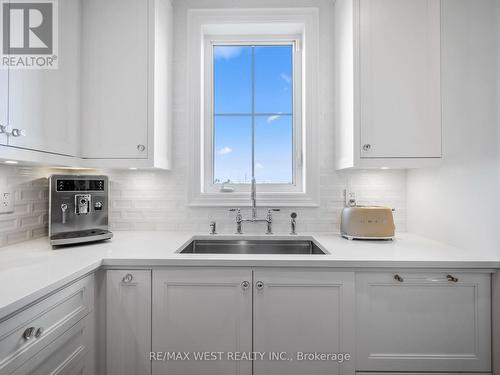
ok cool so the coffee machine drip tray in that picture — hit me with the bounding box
[50,229,113,246]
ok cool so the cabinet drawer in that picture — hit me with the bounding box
[0,274,94,374]
[11,315,92,375]
[356,272,491,372]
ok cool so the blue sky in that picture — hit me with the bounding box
[213,45,293,184]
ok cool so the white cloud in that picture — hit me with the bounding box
[267,115,281,123]
[214,47,243,60]
[255,163,264,169]
[280,73,291,84]
[218,146,233,155]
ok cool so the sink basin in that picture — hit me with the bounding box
[179,239,327,255]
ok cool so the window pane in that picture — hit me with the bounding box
[254,46,293,114]
[214,116,252,184]
[214,46,252,114]
[254,115,293,184]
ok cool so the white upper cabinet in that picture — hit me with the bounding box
[81,0,172,169]
[0,0,172,169]
[4,0,80,157]
[335,0,442,169]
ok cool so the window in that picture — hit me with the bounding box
[188,9,319,206]
[213,44,295,185]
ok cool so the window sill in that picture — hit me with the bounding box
[188,191,319,207]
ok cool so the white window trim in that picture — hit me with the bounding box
[187,8,320,207]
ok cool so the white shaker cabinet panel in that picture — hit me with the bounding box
[106,270,151,375]
[356,272,491,372]
[359,0,441,158]
[7,0,80,156]
[253,270,355,375]
[152,268,252,375]
[0,68,7,146]
[335,0,442,169]
[81,0,148,160]
[81,0,172,169]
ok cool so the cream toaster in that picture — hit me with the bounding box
[340,206,395,240]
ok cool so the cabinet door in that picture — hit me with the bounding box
[106,270,151,375]
[0,67,7,145]
[356,272,491,372]
[152,268,252,375]
[81,0,148,159]
[359,0,441,158]
[253,270,355,375]
[7,0,80,156]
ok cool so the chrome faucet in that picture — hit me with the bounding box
[229,179,280,234]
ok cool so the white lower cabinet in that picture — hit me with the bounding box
[11,317,92,375]
[356,272,491,373]
[253,270,355,375]
[0,274,95,375]
[106,270,151,375]
[152,268,253,375]
[151,268,355,375]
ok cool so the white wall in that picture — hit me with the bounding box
[407,0,500,253]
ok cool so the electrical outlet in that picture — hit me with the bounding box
[0,190,14,214]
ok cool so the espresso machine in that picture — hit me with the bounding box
[49,175,113,246]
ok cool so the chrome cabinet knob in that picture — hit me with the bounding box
[122,273,134,283]
[0,124,8,134]
[362,144,371,152]
[35,327,44,338]
[394,274,404,283]
[255,281,264,290]
[23,327,36,340]
[446,274,459,283]
[11,128,26,137]
[137,144,146,152]
[241,281,250,290]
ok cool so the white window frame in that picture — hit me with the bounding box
[204,36,303,193]
[188,8,319,207]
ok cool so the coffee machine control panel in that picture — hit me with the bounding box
[56,179,105,192]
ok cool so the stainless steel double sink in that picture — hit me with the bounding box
[179,239,327,255]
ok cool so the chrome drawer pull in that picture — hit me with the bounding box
[394,274,404,283]
[256,281,264,290]
[23,327,36,340]
[446,274,459,283]
[122,273,134,283]
[35,327,44,338]
[241,281,250,290]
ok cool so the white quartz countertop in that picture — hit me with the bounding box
[0,231,499,320]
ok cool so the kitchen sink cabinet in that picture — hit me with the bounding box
[253,270,355,375]
[334,0,442,169]
[152,268,253,375]
[356,272,491,372]
[106,270,152,375]
[151,268,355,375]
